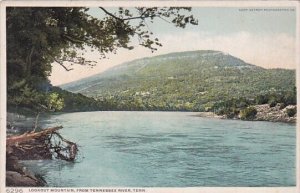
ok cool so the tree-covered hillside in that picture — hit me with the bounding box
[6,7,197,115]
[62,50,296,112]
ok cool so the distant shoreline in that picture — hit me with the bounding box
[194,104,297,124]
[7,104,296,128]
[192,112,224,119]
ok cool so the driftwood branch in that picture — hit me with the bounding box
[6,125,79,186]
[6,126,63,146]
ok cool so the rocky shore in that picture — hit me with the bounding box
[194,112,224,119]
[6,155,46,186]
[196,104,297,123]
[253,104,296,123]
[6,113,46,186]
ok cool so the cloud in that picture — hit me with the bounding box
[50,31,296,85]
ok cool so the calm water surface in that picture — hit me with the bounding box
[22,111,295,187]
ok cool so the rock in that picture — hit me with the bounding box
[253,104,296,123]
[6,171,45,187]
[6,155,46,187]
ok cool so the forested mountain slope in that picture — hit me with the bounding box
[61,50,295,111]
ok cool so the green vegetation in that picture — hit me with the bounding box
[240,106,257,120]
[7,7,197,115]
[47,93,64,111]
[6,7,295,117]
[287,107,297,117]
[51,87,103,112]
[62,50,296,114]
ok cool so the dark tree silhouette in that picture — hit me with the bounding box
[6,7,198,110]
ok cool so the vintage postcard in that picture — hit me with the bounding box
[0,1,299,193]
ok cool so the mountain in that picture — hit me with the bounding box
[61,50,296,111]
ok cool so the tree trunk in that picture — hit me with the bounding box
[32,111,40,132]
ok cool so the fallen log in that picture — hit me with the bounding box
[6,126,63,146]
[7,125,78,161]
[52,132,78,161]
[6,125,79,187]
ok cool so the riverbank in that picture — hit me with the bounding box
[196,104,297,123]
[254,104,296,123]
[6,155,46,186]
[6,112,78,187]
[6,126,77,187]
[194,112,225,119]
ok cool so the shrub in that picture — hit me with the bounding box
[286,107,297,117]
[255,95,268,105]
[240,106,257,120]
[279,103,286,110]
[268,99,277,107]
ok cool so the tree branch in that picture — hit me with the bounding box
[62,34,85,44]
[25,46,35,77]
[6,126,63,146]
[99,7,123,21]
[52,57,74,71]
[51,54,97,71]
[158,16,171,24]
[99,7,157,21]
[123,15,158,21]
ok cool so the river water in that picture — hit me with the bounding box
[22,111,295,187]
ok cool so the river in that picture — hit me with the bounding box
[21,111,296,187]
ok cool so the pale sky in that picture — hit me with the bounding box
[50,7,297,86]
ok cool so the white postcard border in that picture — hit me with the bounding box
[1,1,299,193]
